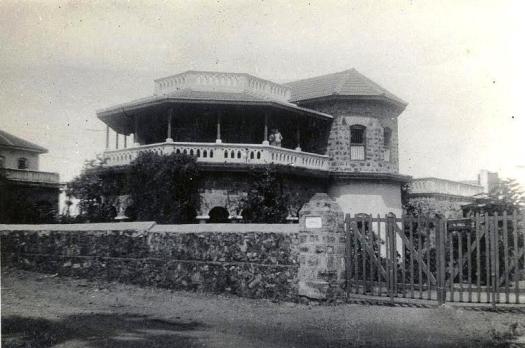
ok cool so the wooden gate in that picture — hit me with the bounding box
[345,212,525,307]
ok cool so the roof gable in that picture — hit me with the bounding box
[284,68,407,106]
[0,129,48,153]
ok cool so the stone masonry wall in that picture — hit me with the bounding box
[0,223,301,301]
[198,171,326,218]
[301,100,401,174]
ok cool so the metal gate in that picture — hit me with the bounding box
[345,212,525,307]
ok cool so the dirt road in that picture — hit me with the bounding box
[2,269,524,347]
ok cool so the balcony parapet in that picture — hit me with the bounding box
[1,168,60,186]
[410,177,483,198]
[102,142,329,172]
[154,71,292,103]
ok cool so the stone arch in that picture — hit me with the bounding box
[208,206,230,223]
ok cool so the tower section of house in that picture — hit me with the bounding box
[285,69,410,217]
[0,130,61,221]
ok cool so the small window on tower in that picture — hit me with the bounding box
[384,128,392,162]
[18,157,28,169]
[350,125,366,160]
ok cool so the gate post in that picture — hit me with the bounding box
[296,193,345,300]
[436,219,447,304]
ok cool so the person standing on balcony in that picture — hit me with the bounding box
[269,129,283,147]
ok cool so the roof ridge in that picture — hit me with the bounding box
[0,129,48,153]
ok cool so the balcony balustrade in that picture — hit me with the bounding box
[2,168,60,185]
[410,178,483,198]
[102,141,329,171]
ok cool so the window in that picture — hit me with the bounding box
[17,157,28,169]
[350,125,366,160]
[383,127,392,162]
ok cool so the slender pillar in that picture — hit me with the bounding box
[296,122,301,151]
[166,108,173,142]
[124,135,127,148]
[263,112,269,145]
[105,126,109,149]
[115,131,119,149]
[133,115,139,146]
[216,112,222,143]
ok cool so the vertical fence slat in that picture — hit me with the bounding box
[494,212,500,304]
[377,214,382,297]
[491,213,497,308]
[513,210,519,304]
[353,216,359,294]
[476,213,481,303]
[503,211,509,304]
[388,215,395,303]
[449,231,455,302]
[485,214,491,304]
[401,217,406,298]
[467,232,472,302]
[409,216,415,299]
[361,217,367,295]
[426,218,431,301]
[440,219,447,304]
[458,231,463,302]
[345,215,352,298]
[418,215,423,300]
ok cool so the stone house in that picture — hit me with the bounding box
[0,130,60,221]
[97,69,410,222]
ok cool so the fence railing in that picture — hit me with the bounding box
[345,212,525,306]
[102,141,330,171]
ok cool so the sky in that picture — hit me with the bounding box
[1,0,524,186]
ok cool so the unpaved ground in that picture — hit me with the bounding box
[2,269,524,348]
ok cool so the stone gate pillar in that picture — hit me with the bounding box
[297,193,345,299]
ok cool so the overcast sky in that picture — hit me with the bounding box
[1,0,524,185]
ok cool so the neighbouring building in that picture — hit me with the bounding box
[0,130,60,222]
[96,69,411,222]
[406,170,500,218]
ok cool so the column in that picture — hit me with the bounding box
[133,115,140,146]
[166,108,173,142]
[216,112,222,143]
[115,131,119,149]
[295,122,301,151]
[124,135,127,148]
[263,112,269,145]
[105,126,109,149]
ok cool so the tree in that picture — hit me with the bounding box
[66,159,125,222]
[127,152,199,223]
[67,152,200,223]
[462,178,525,216]
[240,165,291,223]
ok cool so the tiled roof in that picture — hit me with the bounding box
[0,129,47,153]
[284,68,407,105]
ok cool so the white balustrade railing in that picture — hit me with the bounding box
[410,178,483,197]
[102,142,329,171]
[2,168,59,184]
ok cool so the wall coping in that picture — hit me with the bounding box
[150,223,299,234]
[0,222,300,234]
[0,222,157,231]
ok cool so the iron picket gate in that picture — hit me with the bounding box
[344,212,525,307]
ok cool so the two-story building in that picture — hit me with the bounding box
[97,69,411,222]
[0,130,60,222]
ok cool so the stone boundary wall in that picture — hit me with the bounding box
[0,222,301,301]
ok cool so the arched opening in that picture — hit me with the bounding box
[208,206,230,223]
